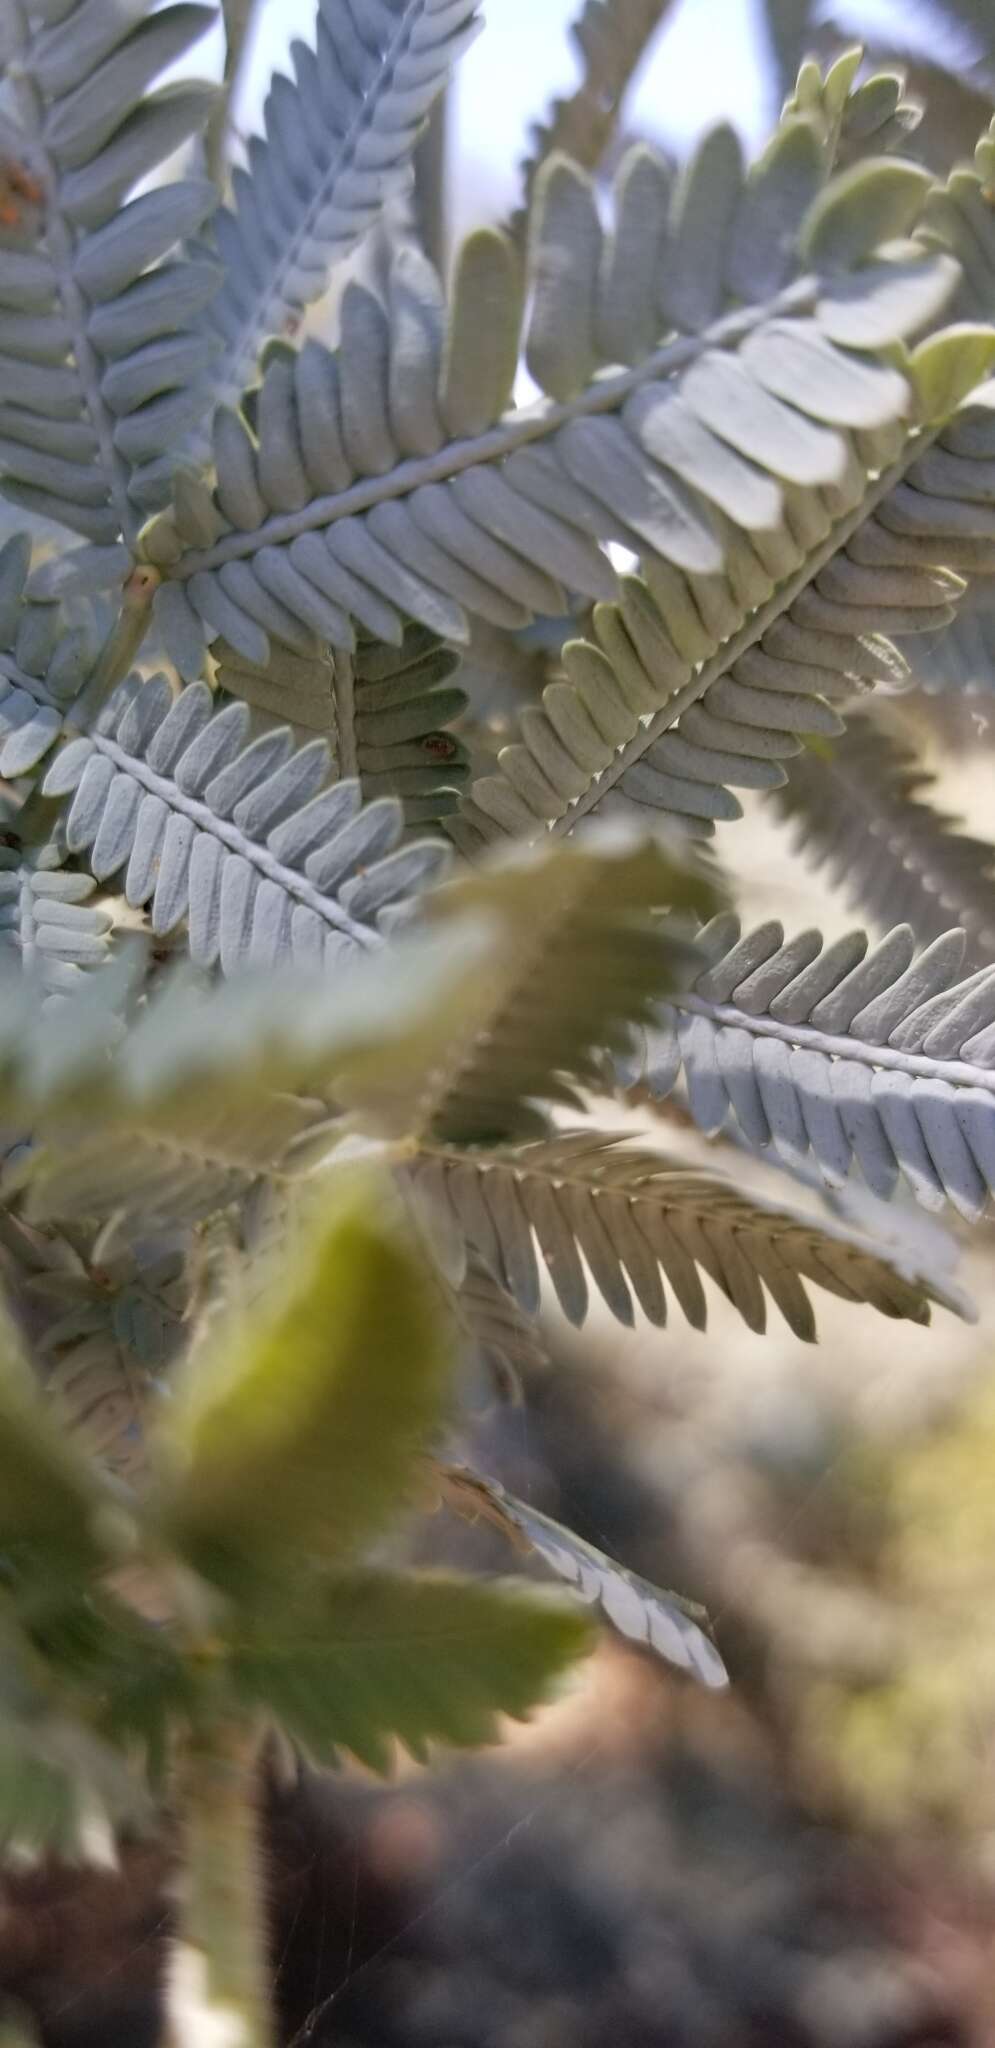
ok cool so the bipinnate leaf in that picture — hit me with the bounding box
[159,1179,454,1596]
[230,1570,592,1771]
[163,53,981,718]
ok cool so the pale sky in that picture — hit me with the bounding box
[449,0,771,233]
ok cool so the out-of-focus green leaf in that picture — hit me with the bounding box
[0,1613,151,1860]
[2,924,487,1130]
[0,2005,41,2047]
[24,1588,194,1770]
[0,1303,112,1595]
[15,832,714,1219]
[12,923,493,1228]
[231,1569,593,1771]
[158,1178,454,1599]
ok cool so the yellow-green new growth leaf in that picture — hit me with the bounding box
[159,1179,454,1599]
[230,1570,593,1772]
[909,331,995,422]
[800,158,932,269]
[0,1302,112,1592]
[821,46,863,119]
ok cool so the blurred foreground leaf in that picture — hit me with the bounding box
[159,1178,454,1598]
[232,1570,593,1771]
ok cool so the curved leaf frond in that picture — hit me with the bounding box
[770,716,995,968]
[411,1131,969,1337]
[507,0,677,244]
[626,911,995,1219]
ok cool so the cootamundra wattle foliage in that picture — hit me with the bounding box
[1,3,995,2040]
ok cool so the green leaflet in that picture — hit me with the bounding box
[2,11,995,1879]
[799,160,931,268]
[229,1570,592,1772]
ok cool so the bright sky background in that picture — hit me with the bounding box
[449,0,771,233]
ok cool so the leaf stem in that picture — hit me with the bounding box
[164,1720,273,2048]
[68,568,161,731]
